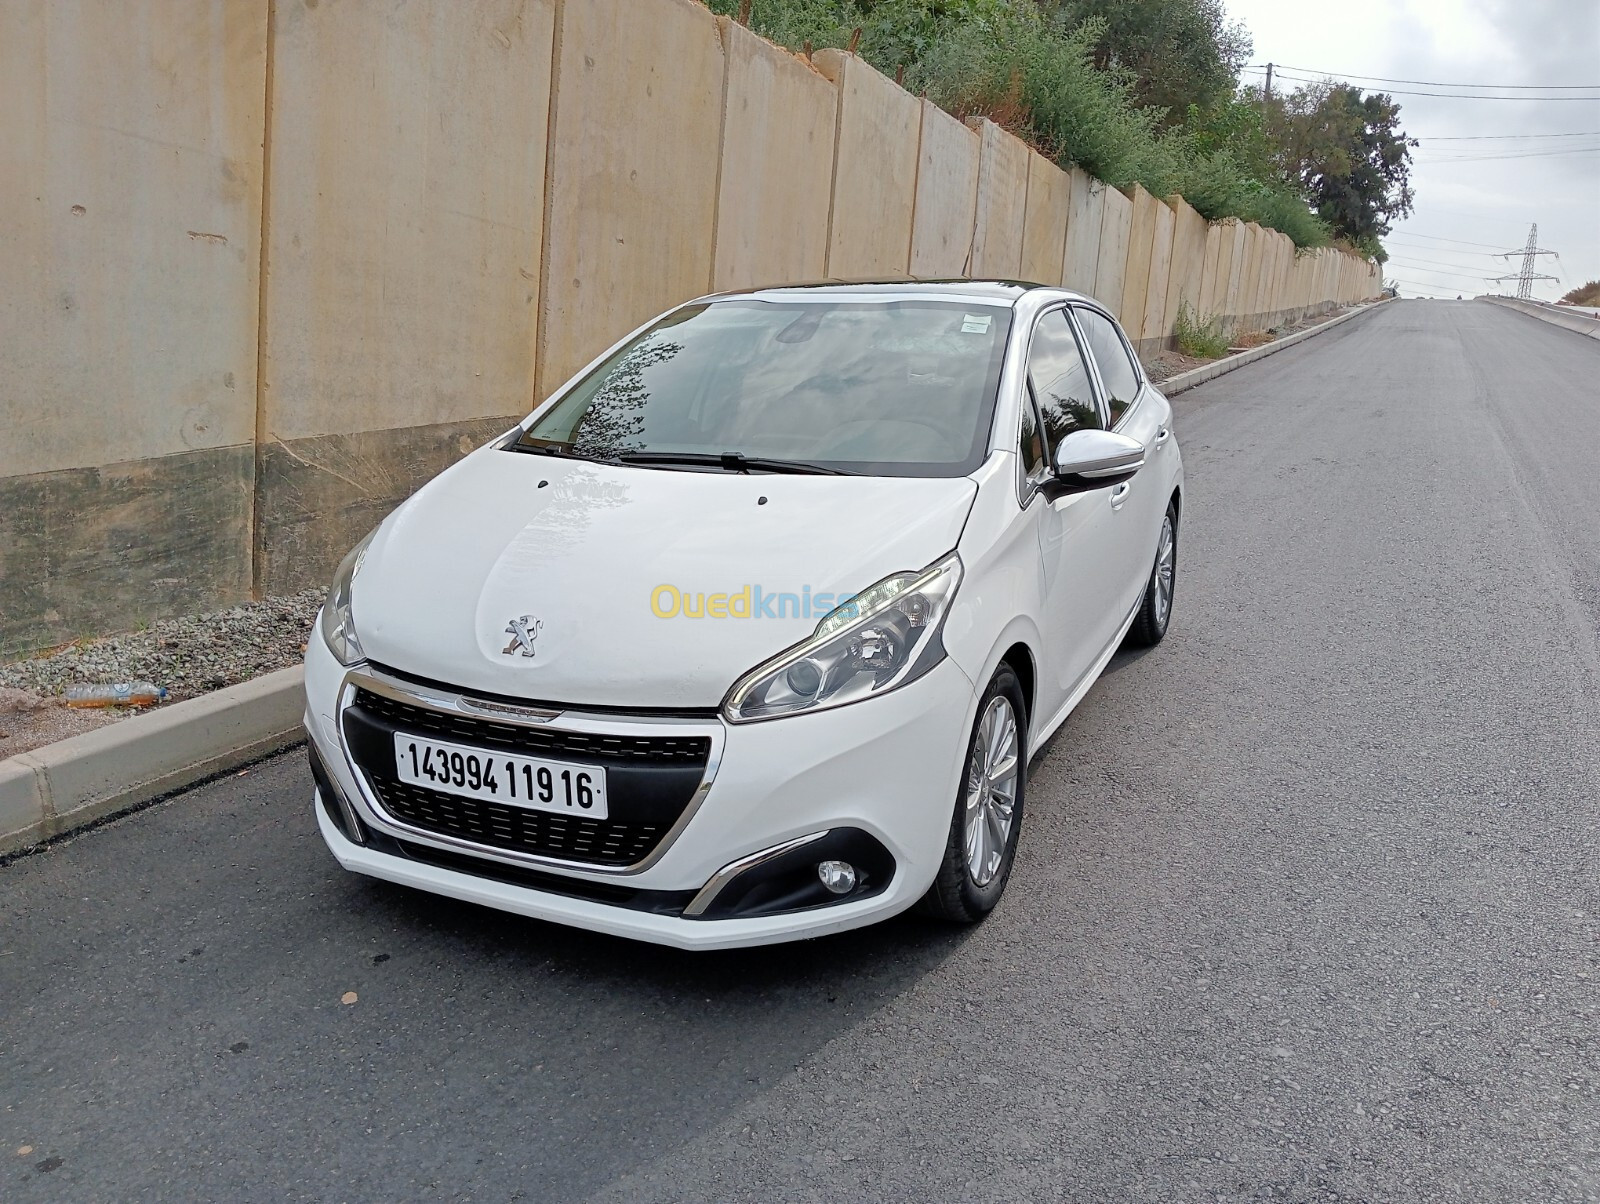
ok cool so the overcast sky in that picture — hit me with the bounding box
[1224,0,1600,301]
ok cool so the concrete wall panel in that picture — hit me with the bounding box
[1160,198,1209,339]
[967,119,1029,279]
[1138,199,1175,352]
[814,50,919,280]
[265,0,553,442]
[712,19,836,292]
[1020,153,1071,286]
[1,1,267,478]
[259,0,557,593]
[539,0,722,398]
[1061,167,1104,296]
[1196,221,1226,319]
[1093,186,1133,315]
[1239,224,1265,326]
[908,100,979,278]
[1119,185,1160,339]
[1221,220,1249,328]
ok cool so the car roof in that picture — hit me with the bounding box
[701,279,1097,308]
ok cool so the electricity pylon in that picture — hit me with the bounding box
[1488,224,1559,300]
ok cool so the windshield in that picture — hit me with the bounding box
[512,299,1013,477]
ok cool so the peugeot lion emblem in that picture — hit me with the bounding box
[501,615,543,658]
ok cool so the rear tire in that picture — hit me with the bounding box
[917,665,1027,923]
[1125,501,1178,648]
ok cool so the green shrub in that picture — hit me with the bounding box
[711,0,1344,250]
[1173,299,1230,359]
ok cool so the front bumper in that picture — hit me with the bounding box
[304,636,977,950]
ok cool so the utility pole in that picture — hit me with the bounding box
[1263,62,1273,111]
[1489,223,1559,300]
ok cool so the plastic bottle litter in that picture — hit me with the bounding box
[65,682,169,709]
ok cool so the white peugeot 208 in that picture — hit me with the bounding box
[305,281,1182,950]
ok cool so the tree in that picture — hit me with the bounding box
[1272,81,1417,247]
[1040,0,1252,120]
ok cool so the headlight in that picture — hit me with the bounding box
[319,531,376,666]
[722,553,963,724]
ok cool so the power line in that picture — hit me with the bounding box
[1383,260,1498,282]
[1387,278,1479,294]
[1384,250,1508,271]
[1385,239,1501,259]
[1248,64,1600,91]
[1414,144,1600,163]
[1420,130,1600,140]
[1385,231,1514,250]
[1242,67,1600,101]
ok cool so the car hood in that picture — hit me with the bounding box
[351,449,978,709]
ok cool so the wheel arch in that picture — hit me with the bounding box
[998,642,1037,728]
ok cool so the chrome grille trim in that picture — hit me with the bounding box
[336,664,725,879]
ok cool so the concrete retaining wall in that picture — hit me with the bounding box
[1060,167,1103,296]
[257,0,555,594]
[1020,153,1071,288]
[1096,186,1135,321]
[909,101,980,278]
[712,19,837,293]
[815,49,920,280]
[967,118,1029,280]
[0,0,1380,656]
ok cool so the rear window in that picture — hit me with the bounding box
[513,299,1013,477]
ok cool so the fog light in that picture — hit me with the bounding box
[816,860,857,895]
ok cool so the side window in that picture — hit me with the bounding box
[1019,394,1046,480]
[1074,307,1142,425]
[1027,310,1103,452]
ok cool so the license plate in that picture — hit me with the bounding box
[392,733,608,818]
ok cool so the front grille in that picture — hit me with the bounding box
[372,777,661,866]
[354,688,711,763]
[341,685,713,868]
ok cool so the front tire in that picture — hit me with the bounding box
[1125,501,1178,648]
[917,665,1027,923]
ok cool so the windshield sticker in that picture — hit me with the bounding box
[960,314,992,334]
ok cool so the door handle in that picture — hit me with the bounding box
[1109,482,1130,510]
[1153,426,1170,447]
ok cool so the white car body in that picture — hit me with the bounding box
[304,282,1183,949]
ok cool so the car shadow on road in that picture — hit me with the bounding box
[331,871,977,1198]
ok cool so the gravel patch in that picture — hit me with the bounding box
[0,590,322,702]
[0,591,322,759]
[1143,348,1214,384]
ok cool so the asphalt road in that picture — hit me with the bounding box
[6,300,1599,1202]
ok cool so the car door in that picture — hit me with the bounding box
[1026,308,1133,706]
[1072,305,1173,619]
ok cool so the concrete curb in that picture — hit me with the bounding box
[1158,299,1389,398]
[1481,295,1600,342]
[0,666,305,856]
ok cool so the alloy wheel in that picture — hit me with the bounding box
[963,695,1020,887]
[1153,515,1176,629]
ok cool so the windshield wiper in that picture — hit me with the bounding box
[613,451,856,476]
[506,441,608,463]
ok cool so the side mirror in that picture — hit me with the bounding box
[1043,429,1145,499]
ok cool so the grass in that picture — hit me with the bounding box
[713,0,1334,249]
[1172,300,1231,359]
